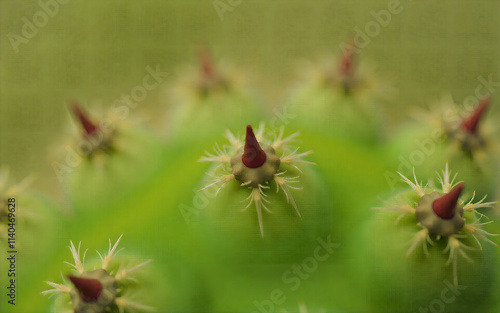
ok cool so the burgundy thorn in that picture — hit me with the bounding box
[462,97,491,134]
[338,39,356,78]
[198,44,217,81]
[68,275,103,303]
[432,182,465,220]
[70,101,98,136]
[242,125,267,169]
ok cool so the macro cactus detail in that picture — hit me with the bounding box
[199,124,314,237]
[42,235,154,313]
[1,23,496,311]
[375,164,498,287]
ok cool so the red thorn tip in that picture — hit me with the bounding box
[70,101,98,135]
[339,39,356,77]
[198,45,216,80]
[68,275,103,303]
[242,125,267,169]
[339,49,354,77]
[462,97,490,134]
[432,182,465,220]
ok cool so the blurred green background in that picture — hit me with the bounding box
[1,1,500,312]
[1,0,499,197]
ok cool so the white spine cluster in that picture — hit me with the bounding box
[42,235,154,313]
[374,163,498,286]
[200,124,314,238]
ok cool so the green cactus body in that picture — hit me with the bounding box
[363,165,498,312]
[287,86,383,144]
[194,161,333,255]
[64,126,165,205]
[283,130,393,312]
[298,130,391,233]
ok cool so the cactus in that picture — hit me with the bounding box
[284,43,391,144]
[5,37,499,312]
[443,96,492,159]
[164,46,266,146]
[364,164,498,312]
[43,235,154,313]
[385,94,497,197]
[69,101,117,158]
[0,166,67,312]
[56,101,165,220]
[198,124,314,238]
[180,122,345,311]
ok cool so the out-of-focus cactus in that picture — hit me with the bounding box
[385,95,498,197]
[284,42,392,144]
[0,166,66,312]
[53,101,165,221]
[0,168,33,242]
[164,46,267,146]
